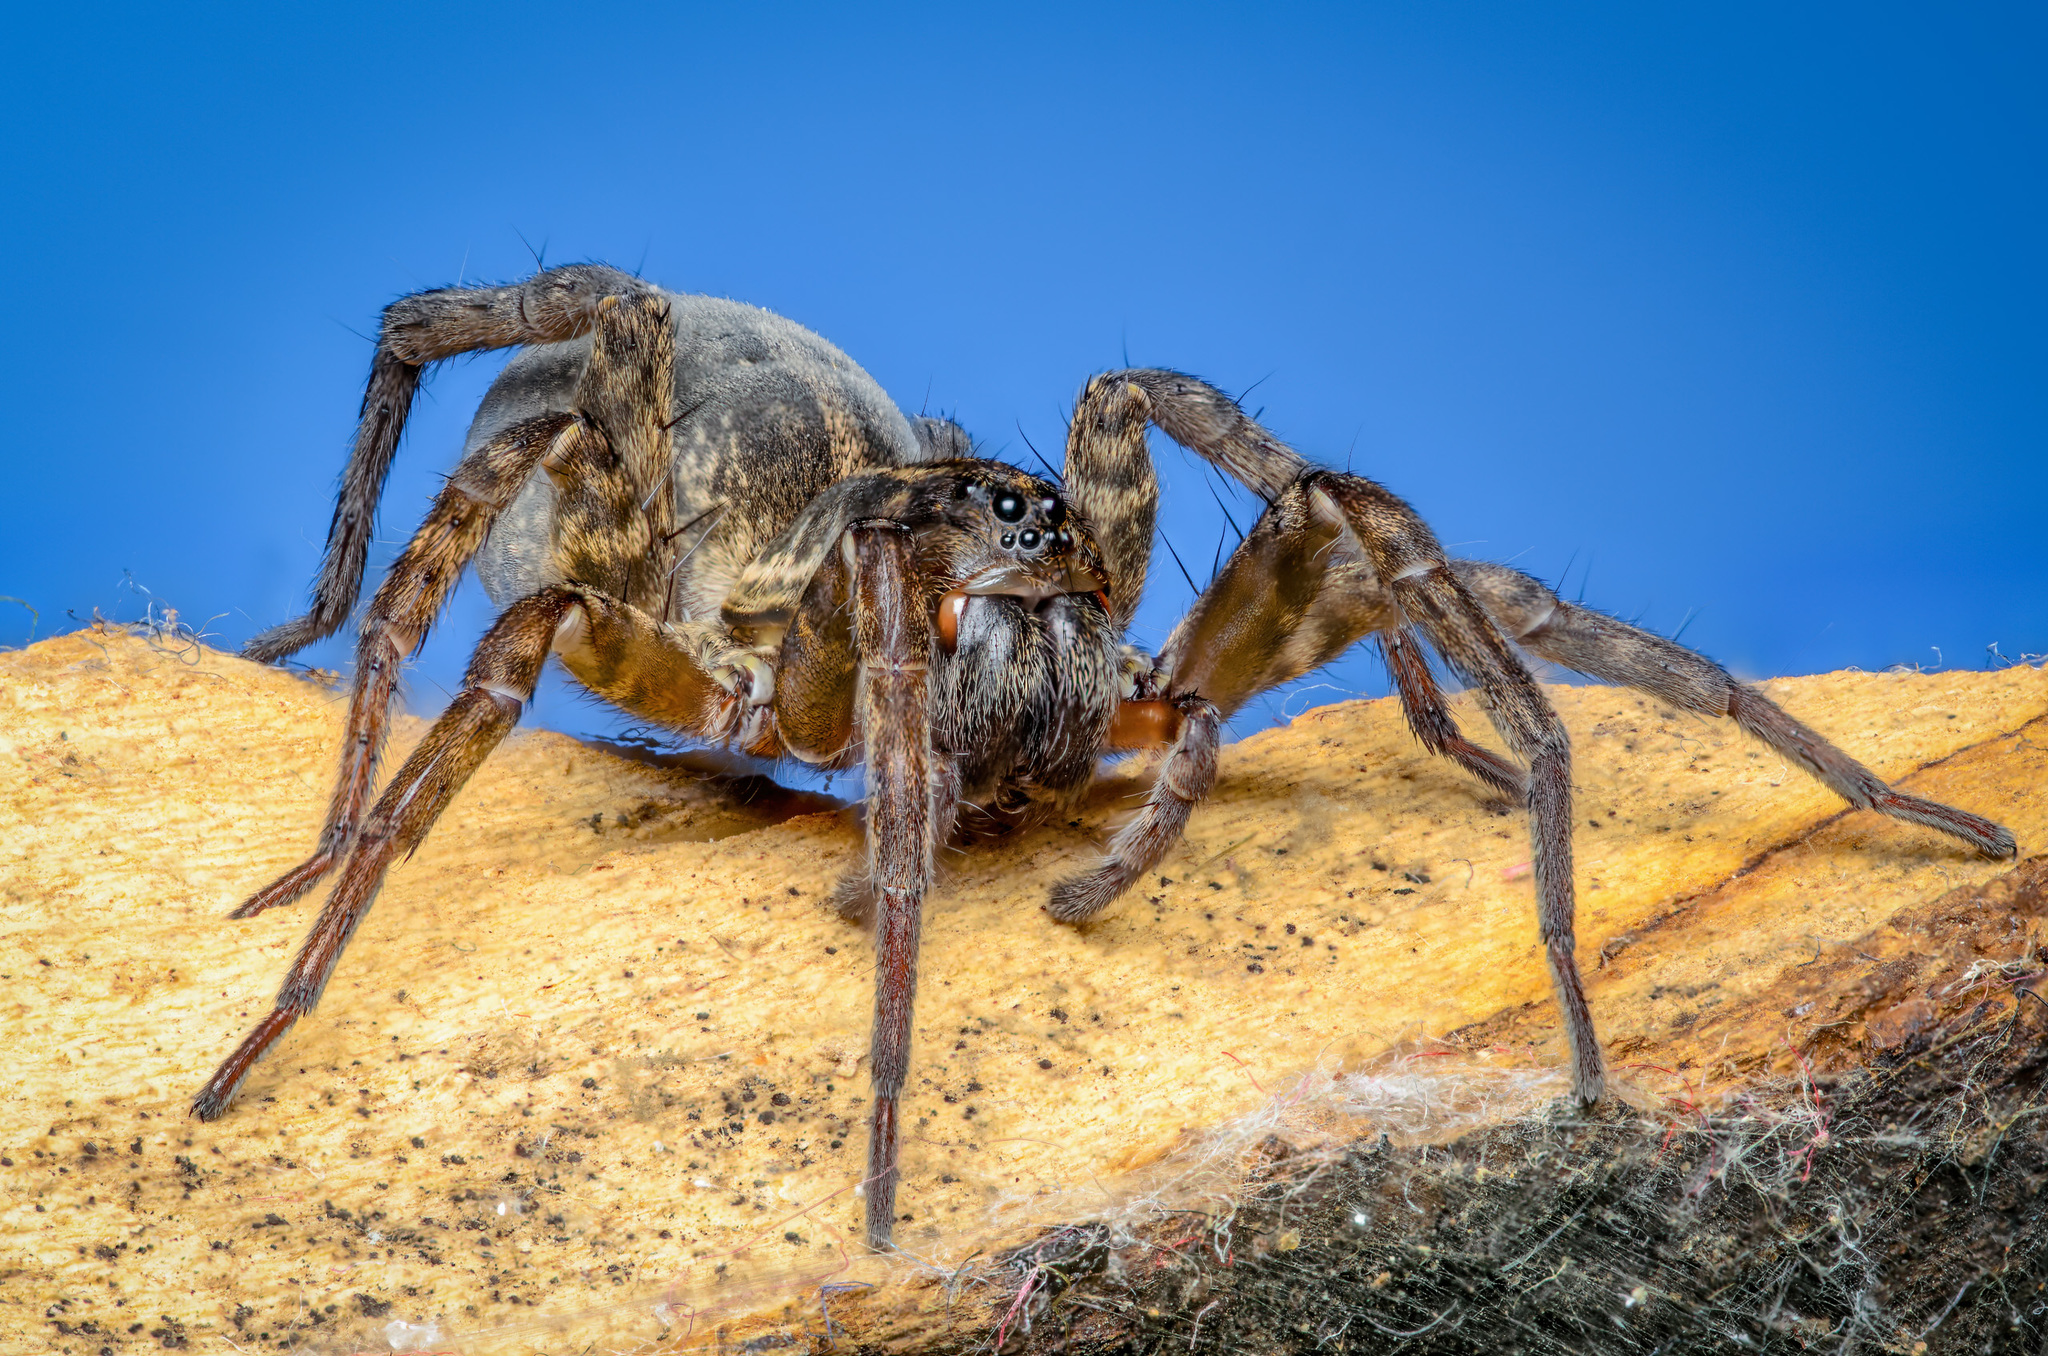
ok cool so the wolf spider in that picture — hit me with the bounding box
[190,264,2016,1248]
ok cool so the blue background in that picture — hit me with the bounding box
[3,4,2041,748]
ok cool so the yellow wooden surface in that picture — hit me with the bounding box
[1,628,2039,1352]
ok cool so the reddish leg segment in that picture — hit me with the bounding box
[844,520,938,1249]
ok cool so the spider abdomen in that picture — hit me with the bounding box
[472,290,922,627]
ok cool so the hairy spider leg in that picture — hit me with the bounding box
[202,284,771,1118]
[722,498,964,1244]
[546,293,679,612]
[231,411,578,918]
[246,265,652,662]
[1059,374,1160,632]
[1046,695,1221,923]
[825,749,962,929]
[1322,472,1598,1103]
[194,587,578,1119]
[235,288,684,917]
[195,577,763,1121]
[1379,627,1529,804]
[1050,368,2018,1109]
[1451,560,2017,860]
[1182,465,1603,1102]
[1051,372,1601,1103]
[844,521,939,1251]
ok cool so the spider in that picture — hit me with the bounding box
[190,264,2017,1249]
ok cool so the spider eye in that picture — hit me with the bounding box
[993,492,1026,523]
[1018,528,1042,551]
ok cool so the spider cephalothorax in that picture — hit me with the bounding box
[189,264,2017,1249]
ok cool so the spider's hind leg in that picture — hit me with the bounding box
[237,285,685,918]
[1452,560,2017,859]
[1306,473,1600,1103]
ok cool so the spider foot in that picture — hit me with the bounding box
[191,1010,298,1120]
[1870,788,2018,861]
[1046,868,1121,924]
[1570,1064,1605,1107]
[1544,937,1606,1106]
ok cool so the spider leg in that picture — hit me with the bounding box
[1329,473,1595,1098]
[841,520,939,1250]
[1044,468,1383,919]
[1381,627,1529,804]
[247,265,651,662]
[548,292,679,610]
[1047,381,1319,918]
[1062,448,1521,813]
[235,287,684,915]
[1452,560,2018,859]
[231,411,578,917]
[1174,471,1602,1100]
[1062,374,1161,630]
[1055,371,1602,1101]
[194,588,578,1119]
[195,582,765,1121]
[1364,536,1602,1105]
[827,755,960,928]
[1046,694,1221,922]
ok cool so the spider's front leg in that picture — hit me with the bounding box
[839,520,939,1251]
[1045,374,1225,923]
